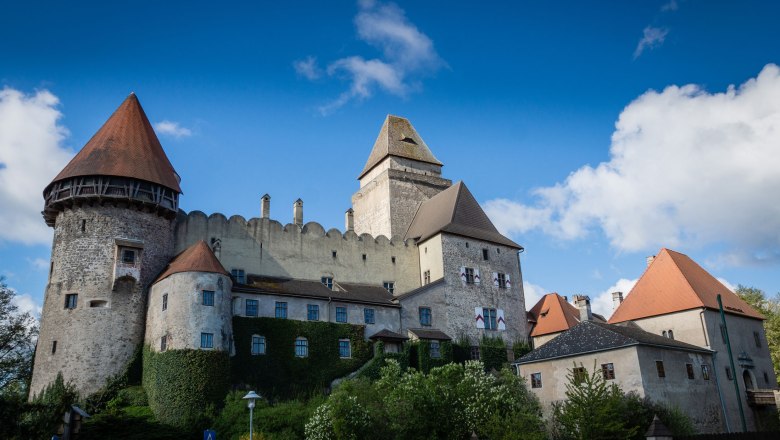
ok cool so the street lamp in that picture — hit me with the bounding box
[243,391,260,440]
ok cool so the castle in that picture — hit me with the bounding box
[30,93,529,398]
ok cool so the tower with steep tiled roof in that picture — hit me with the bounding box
[30,93,182,397]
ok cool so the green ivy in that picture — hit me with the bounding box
[142,346,229,429]
[231,317,373,399]
[358,341,409,380]
[408,340,453,373]
[479,336,508,371]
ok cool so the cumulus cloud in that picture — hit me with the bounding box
[294,56,322,80]
[0,88,73,245]
[297,0,443,114]
[522,280,548,309]
[11,291,43,321]
[591,278,639,320]
[634,26,669,59]
[484,64,780,266]
[154,120,192,138]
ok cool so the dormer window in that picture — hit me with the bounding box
[321,277,333,290]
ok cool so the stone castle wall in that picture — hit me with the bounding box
[30,205,175,397]
[174,212,422,295]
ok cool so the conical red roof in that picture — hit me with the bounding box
[49,93,181,193]
[154,241,229,283]
[609,248,764,323]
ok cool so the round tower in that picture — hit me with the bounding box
[29,93,182,397]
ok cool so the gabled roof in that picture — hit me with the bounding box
[358,115,442,179]
[408,328,452,341]
[369,329,409,341]
[516,321,712,364]
[233,275,399,307]
[528,293,581,337]
[609,248,764,323]
[49,93,181,193]
[527,293,607,337]
[154,241,228,283]
[404,181,522,249]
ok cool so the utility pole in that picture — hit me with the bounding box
[718,294,747,432]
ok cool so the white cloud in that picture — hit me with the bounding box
[11,291,42,321]
[294,56,322,80]
[591,278,638,320]
[661,0,678,12]
[522,280,548,310]
[716,277,736,292]
[0,88,72,245]
[27,257,49,271]
[634,26,669,59]
[154,120,192,138]
[484,64,780,266]
[299,0,443,114]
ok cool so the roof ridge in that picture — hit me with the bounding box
[663,249,706,308]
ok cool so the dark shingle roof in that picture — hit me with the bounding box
[359,115,442,179]
[404,181,522,249]
[154,240,229,283]
[48,93,181,193]
[408,328,452,341]
[516,321,711,364]
[233,275,399,307]
[369,329,409,341]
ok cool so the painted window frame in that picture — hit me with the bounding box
[251,335,266,355]
[419,307,432,326]
[202,290,215,306]
[307,304,319,321]
[339,339,351,358]
[335,306,348,323]
[364,308,375,324]
[275,301,288,319]
[295,337,308,358]
[246,299,258,317]
[200,332,214,349]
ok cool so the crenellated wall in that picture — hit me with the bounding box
[174,211,422,295]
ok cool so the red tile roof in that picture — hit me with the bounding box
[528,293,581,337]
[49,93,181,193]
[609,248,764,323]
[154,241,228,283]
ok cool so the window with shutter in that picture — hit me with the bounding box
[474,307,485,329]
[506,274,512,288]
[474,268,481,285]
[492,272,499,287]
[497,309,506,330]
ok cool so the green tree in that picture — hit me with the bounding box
[736,284,780,380]
[0,276,38,394]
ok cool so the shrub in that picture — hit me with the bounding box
[480,335,508,371]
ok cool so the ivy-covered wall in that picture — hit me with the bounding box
[409,340,453,373]
[232,317,373,398]
[142,346,229,428]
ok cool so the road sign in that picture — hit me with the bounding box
[204,429,216,440]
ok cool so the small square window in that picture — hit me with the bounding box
[430,341,441,358]
[162,293,168,311]
[321,277,333,290]
[383,282,395,294]
[231,269,246,284]
[160,336,167,352]
[531,372,542,388]
[362,253,367,261]
[419,307,432,326]
[275,302,288,319]
[656,361,666,378]
[602,363,615,380]
[572,367,587,384]
[200,332,214,349]
[202,290,215,306]
[246,299,258,317]
[339,339,351,358]
[251,335,266,355]
[336,306,347,323]
[307,304,319,321]
[482,248,489,260]
[65,294,78,309]
[686,363,694,379]
[364,308,375,324]
[391,256,396,264]
[122,249,136,265]
[701,365,710,380]
[332,250,337,259]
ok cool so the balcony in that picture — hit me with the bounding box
[746,389,777,406]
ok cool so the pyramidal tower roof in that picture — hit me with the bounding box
[358,115,443,179]
[609,248,764,323]
[49,93,182,193]
[154,240,229,283]
[404,181,521,248]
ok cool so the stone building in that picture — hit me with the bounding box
[29,94,529,398]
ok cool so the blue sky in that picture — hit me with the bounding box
[2,0,780,318]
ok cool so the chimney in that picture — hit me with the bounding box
[261,194,271,219]
[563,295,568,302]
[293,199,303,226]
[574,295,593,322]
[646,255,656,267]
[612,291,623,311]
[345,208,354,232]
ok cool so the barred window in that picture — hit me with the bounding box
[65,294,78,309]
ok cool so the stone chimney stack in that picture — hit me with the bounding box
[345,208,354,232]
[261,194,271,219]
[612,291,623,311]
[574,295,593,322]
[646,255,656,267]
[293,199,303,226]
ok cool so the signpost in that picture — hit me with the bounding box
[204,429,216,440]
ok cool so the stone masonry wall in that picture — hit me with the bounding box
[30,205,175,397]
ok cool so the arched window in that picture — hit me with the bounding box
[668,330,674,340]
[295,337,308,358]
[662,330,667,338]
[251,335,266,355]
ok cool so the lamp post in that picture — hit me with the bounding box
[243,391,260,440]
